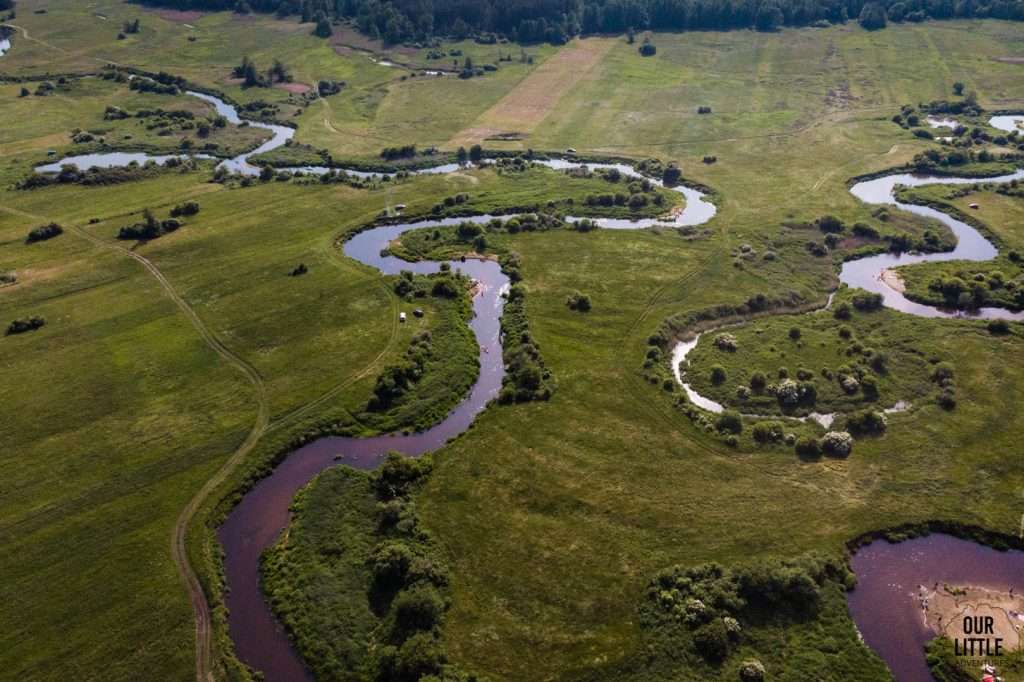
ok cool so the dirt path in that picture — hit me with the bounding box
[447,38,615,148]
[1,203,266,682]
[1,23,68,54]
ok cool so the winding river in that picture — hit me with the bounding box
[25,76,1024,680]
[671,167,1024,420]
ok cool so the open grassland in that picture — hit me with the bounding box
[2,4,1024,681]
[0,77,271,160]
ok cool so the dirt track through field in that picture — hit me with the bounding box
[447,38,615,148]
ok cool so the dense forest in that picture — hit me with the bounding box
[133,0,1024,44]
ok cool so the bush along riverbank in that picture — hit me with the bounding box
[894,181,1024,312]
[261,454,482,682]
[588,552,890,681]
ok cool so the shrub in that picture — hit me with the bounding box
[710,365,727,384]
[387,632,445,681]
[662,163,682,186]
[566,291,592,312]
[931,362,955,384]
[988,319,1010,335]
[816,215,844,233]
[714,333,738,351]
[169,201,200,217]
[846,409,887,434]
[938,390,957,410]
[26,223,63,244]
[752,421,784,443]
[392,585,445,634]
[834,302,852,320]
[749,372,767,391]
[716,410,743,434]
[6,317,45,335]
[788,326,801,340]
[820,431,854,457]
[852,291,884,311]
[693,619,730,661]
[370,541,415,589]
[795,436,821,458]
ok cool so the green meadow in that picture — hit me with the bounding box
[1,2,1024,681]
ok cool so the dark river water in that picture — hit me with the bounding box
[848,534,1024,682]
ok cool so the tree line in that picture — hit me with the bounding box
[130,0,1024,44]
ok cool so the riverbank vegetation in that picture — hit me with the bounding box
[609,553,891,680]
[262,455,479,682]
[356,270,479,434]
[895,184,1024,311]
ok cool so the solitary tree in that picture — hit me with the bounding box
[314,14,332,38]
[859,3,888,29]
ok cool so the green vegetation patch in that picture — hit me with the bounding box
[356,270,479,434]
[262,455,478,682]
[896,184,1024,311]
[596,553,891,681]
[683,289,952,417]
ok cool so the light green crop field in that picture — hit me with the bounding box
[2,1,1024,681]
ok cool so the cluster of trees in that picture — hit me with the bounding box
[232,55,291,87]
[369,324,432,410]
[25,223,63,244]
[365,455,467,681]
[18,160,191,190]
[132,0,1024,44]
[644,554,853,662]
[117,209,184,241]
[380,144,418,160]
[499,256,556,403]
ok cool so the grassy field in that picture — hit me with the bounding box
[3,2,1024,681]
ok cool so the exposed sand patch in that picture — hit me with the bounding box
[447,38,616,148]
[921,584,1023,652]
[275,82,311,94]
[880,268,905,293]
